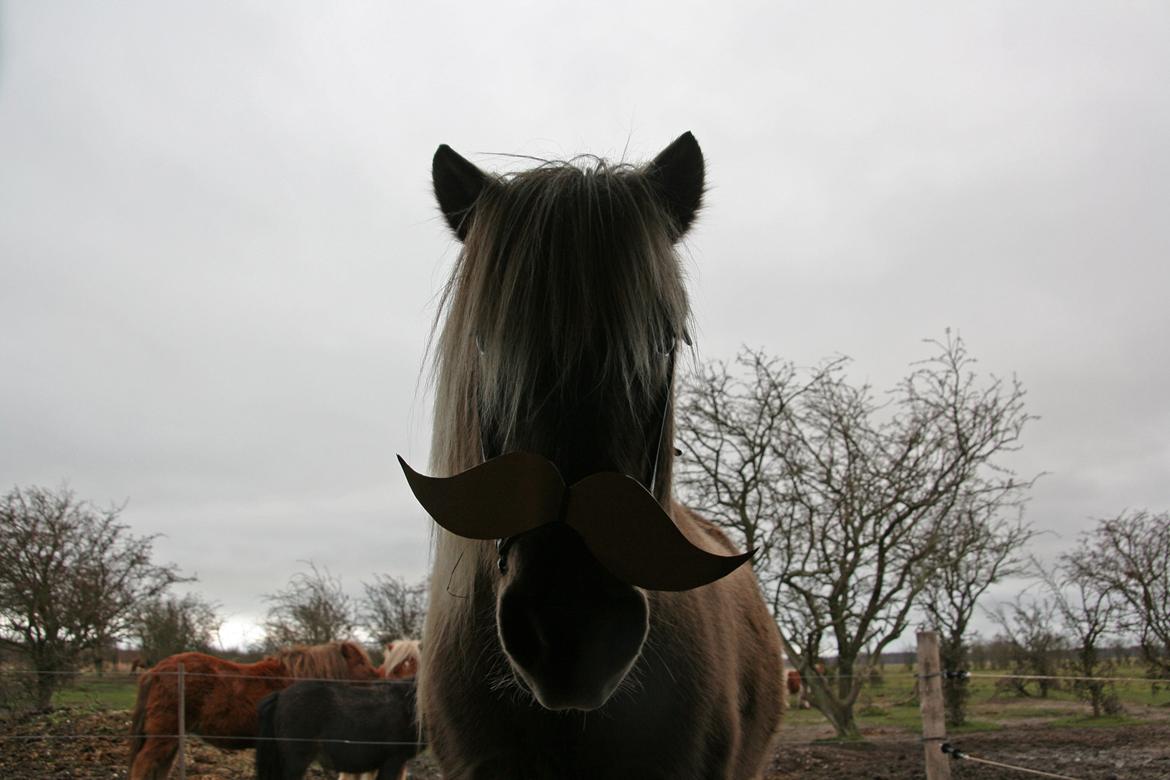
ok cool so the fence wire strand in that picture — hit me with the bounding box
[942,743,1086,780]
[0,733,426,747]
[6,668,1170,684]
[962,670,1170,685]
[2,663,1165,771]
[1,668,416,684]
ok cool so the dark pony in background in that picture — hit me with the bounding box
[127,641,382,780]
[255,655,421,780]
[418,133,784,778]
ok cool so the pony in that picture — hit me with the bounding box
[783,661,826,710]
[381,639,421,679]
[127,640,382,780]
[255,676,420,780]
[786,669,802,697]
[337,640,422,780]
[417,132,784,778]
[785,669,811,709]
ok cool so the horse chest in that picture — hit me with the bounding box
[429,645,727,779]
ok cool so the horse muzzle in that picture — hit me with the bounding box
[495,523,649,711]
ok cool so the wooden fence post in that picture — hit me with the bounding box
[917,631,951,780]
[177,662,187,780]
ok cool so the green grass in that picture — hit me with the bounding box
[948,719,1002,734]
[782,662,1170,738]
[984,705,1074,719]
[811,733,867,744]
[857,706,923,730]
[52,675,139,710]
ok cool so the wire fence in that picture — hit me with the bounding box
[0,668,421,684]
[9,667,1168,683]
[941,741,1087,780]
[0,732,425,747]
[2,658,1167,779]
[0,662,427,780]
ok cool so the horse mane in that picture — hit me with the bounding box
[274,640,371,679]
[425,155,692,647]
[382,639,422,675]
[431,158,690,466]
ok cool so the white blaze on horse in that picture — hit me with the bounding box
[408,133,784,778]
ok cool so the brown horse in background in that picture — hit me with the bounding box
[786,669,802,697]
[129,656,154,674]
[418,133,784,778]
[128,640,382,780]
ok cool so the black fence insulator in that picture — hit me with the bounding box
[943,669,970,681]
[941,742,966,760]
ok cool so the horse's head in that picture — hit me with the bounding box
[338,641,383,680]
[428,133,703,711]
[382,639,421,679]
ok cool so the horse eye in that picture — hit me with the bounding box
[474,334,487,355]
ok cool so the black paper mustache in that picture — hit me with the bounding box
[397,452,753,591]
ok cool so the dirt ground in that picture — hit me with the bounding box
[2,707,1169,779]
[766,722,1170,779]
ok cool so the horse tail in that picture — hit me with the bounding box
[255,691,281,780]
[126,673,152,772]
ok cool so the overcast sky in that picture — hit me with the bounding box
[2,2,1167,649]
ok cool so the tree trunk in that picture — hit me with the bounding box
[944,676,970,726]
[820,697,861,739]
[35,672,57,710]
[940,637,969,727]
[805,663,862,739]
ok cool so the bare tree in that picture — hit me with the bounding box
[134,592,221,664]
[676,350,836,584]
[263,562,355,648]
[968,636,1015,671]
[361,574,427,643]
[0,485,184,708]
[1063,510,1170,676]
[1040,554,1122,717]
[920,501,1035,726]
[989,596,1066,699]
[676,333,1034,737]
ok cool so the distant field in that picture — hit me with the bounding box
[780,660,1170,736]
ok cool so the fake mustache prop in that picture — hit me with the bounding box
[397,452,753,591]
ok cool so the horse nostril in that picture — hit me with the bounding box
[498,590,547,670]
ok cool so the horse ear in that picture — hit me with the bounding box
[433,144,488,241]
[646,131,705,240]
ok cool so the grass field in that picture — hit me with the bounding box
[779,660,1170,736]
[50,675,139,711]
